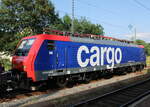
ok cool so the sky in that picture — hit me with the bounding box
[51,0,150,43]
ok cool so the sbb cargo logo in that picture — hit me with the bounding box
[77,45,122,68]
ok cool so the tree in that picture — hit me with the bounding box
[77,18,104,35]
[0,0,60,33]
[136,39,150,56]
[0,1,105,53]
[0,0,60,53]
[0,27,34,53]
[135,40,146,45]
[55,15,104,35]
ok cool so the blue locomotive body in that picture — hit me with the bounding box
[34,38,146,81]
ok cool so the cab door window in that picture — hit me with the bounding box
[15,38,36,56]
[47,40,55,50]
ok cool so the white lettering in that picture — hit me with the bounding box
[77,46,89,67]
[115,48,122,64]
[77,46,123,68]
[90,46,100,66]
[106,47,115,69]
[101,47,107,66]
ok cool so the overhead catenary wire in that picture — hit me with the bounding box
[52,0,127,30]
[52,0,148,41]
[76,0,119,15]
[133,0,150,12]
[71,0,126,29]
[57,10,126,30]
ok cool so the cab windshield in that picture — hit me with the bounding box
[14,38,35,56]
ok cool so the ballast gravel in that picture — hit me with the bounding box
[0,70,150,107]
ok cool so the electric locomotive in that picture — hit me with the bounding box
[0,31,146,90]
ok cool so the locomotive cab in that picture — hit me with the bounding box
[13,38,35,71]
[14,38,35,57]
[12,36,38,84]
[11,34,65,89]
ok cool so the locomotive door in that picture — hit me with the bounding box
[48,40,57,70]
[55,46,67,70]
[49,50,57,70]
[48,40,67,70]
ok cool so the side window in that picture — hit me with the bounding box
[47,40,55,50]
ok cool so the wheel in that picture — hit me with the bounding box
[67,81,74,88]
[131,66,136,72]
[84,74,92,84]
[91,72,99,80]
[137,65,143,72]
[56,77,68,88]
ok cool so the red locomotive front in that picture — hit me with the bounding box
[12,38,35,70]
[12,36,39,82]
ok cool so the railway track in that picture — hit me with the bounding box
[73,77,150,107]
[0,70,149,106]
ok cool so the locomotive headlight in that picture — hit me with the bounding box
[23,65,26,69]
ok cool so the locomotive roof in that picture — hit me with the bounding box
[23,33,144,48]
[44,29,134,43]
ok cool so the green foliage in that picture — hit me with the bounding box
[0,58,11,71]
[136,39,150,56]
[135,39,146,45]
[0,0,60,33]
[147,56,150,66]
[0,1,104,53]
[0,0,60,53]
[0,27,34,53]
[145,44,150,56]
[56,15,104,35]
[0,32,14,53]
[15,27,34,39]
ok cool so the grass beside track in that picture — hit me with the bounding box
[146,56,150,67]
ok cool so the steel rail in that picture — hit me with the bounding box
[72,77,150,107]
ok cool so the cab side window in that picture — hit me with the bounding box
[47,40,55,50]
